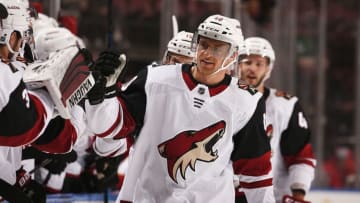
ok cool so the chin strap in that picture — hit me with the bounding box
[195,55,237,78]
[209,57,237,76]
[6,42,19,61]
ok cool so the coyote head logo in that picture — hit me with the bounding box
[158,121,226,183]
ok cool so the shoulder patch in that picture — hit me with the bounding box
[237,79,257,95]
[275,90,293,100]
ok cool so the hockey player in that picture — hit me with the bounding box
[237,37,316,203]
[162,30,195,65]
[0,1,53,202]
[0,0,56,147]
[113,30,197,194]
[85,14,274,203]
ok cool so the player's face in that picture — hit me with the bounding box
[10,31,23,53]
[165,53,193,65]
[238,54,269,88]
[196,37,230,75]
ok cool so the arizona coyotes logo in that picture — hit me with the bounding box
[266,124,273,139]
[263,113,273,139]
[158,121,226,183]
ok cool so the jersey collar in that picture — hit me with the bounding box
[263,87,271,100]
[181,64,231,97]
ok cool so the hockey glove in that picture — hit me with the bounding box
[22,180,46,203]
[92,50,127,92]
[87,51,126,104]
[87,70,107,105]
[14,168,46,203]
[94,156,123,191]
[43,150,78,174]
[0,179,33,203]
[16,167,32,188]
[282,195,311,203]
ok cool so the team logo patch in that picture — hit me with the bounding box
[266,124,273,139]
[158,121,226,183]
[275,90,293,99]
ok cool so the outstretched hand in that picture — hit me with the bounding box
[87,50,127,105]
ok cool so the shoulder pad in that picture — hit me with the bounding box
[275,90,293,100]
[237,80,257,95]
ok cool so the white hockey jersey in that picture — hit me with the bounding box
[235,88,316,203]
[0,59,85,153]
[86,64,274,203]
[264,88,315,202]
[0,60,54,146]
[0,146,22,185]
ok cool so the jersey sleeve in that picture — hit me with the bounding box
[85,68,147,140]
[231,97,274,203]
[280,101,316,194]
[0,65,54,146]
[31,104,86,153]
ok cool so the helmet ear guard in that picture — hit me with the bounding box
[0,1,31,59]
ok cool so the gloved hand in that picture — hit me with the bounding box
[87,70,106,105]
[94,156,123,191]
[87,50,126,105]
[16,167,31,188]
[282,195,310,203]
[22,180,46,203]
[43,150,78,174]
[14,168,46,203]
[0,179,33,203]
[23,147,78,175]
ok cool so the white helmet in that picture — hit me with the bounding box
[192,15,244,75]
[34,27,80,61]
[239,37,275,80]
[167,31,195,58]
[0,1,31,55]
[32,13,59,34]
[13,0,29,9]
[195,14,243,56]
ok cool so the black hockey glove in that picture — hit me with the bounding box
[92,50,122,76]
[87,50,127,105]
[43,150,78,174]
[14,168,46,203]
[94,156,123,191]
[0,179,33,203]
[15,167,31,188]
[22,180,46,203]
[87,70,107,105]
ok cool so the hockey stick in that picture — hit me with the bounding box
[28,158,53,174]
[172,15,178,37]
[107,0,113,49]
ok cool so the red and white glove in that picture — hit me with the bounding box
[15,167,31,188]
[282,195,311,203]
